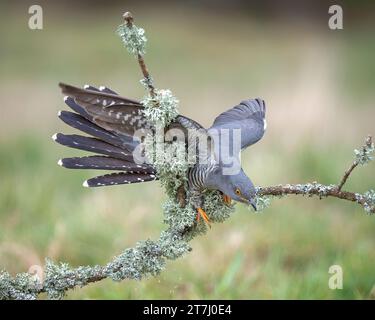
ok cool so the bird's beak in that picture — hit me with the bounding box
[250,199,257,211]
[239,196,257,211]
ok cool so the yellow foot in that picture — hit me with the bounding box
[222,194,232,205]
[196,207,211,228]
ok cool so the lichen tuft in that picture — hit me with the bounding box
[117,23,147,56]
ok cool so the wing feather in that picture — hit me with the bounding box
[210,98,266,149]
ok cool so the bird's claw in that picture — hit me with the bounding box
[196,207,211,228]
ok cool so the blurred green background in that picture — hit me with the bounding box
[0,1,374,299]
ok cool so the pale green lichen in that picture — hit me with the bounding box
[144,132,188,195]
[0,270,40,300]
[163,198,196,232]
[254,195,271,212]
[105,240,165,282]
[43,259,104,300]
[203,190,235,222]
[354,139,374,165]
[158,231,192,260]
[142,89,180,127]
[117,23,147,56]
[356,190,375,215]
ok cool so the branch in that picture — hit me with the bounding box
[337,163,358,191]
[1,12,374,300]
[258,182,374,214]
[255,135,375,214]
[337,135,373,191]
[122,12,156,97]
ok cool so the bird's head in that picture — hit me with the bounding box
[206,168,257,210]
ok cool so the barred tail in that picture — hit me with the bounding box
[54,83,157,187]
[58,111,136,151]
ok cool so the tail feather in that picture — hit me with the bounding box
[59,155,155,173]
[60,83,153,138]
[84,172,157,187]
[53,133,133,161]
[59,83,140,106]
[58,111,136,151]
[83,84,100,91]
[64,96,93,121]
[98,86,119,95]
[55,83,161,188]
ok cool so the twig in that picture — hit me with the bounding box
[337,162,358,191]
[337,135,372,191]
[123,12,156,97]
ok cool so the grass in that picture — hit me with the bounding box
[0,3,374,299]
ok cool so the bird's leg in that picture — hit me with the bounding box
[190,188,211,227]
[222,194,232,205]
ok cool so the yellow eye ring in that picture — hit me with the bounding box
[235,188,241,195]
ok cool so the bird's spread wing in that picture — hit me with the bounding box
[210,98,266,150]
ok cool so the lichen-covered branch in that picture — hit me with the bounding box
[257,183,375,214]
[255,135,374,214]
[118,12,155,96]
[0,12,374,300]
[337,135,373,191]
[117,12,185,203]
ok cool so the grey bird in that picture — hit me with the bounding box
[54,83,266,224]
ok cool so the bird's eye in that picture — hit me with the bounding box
[235,188,241,195]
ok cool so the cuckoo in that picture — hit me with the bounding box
[53,83,266,224]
